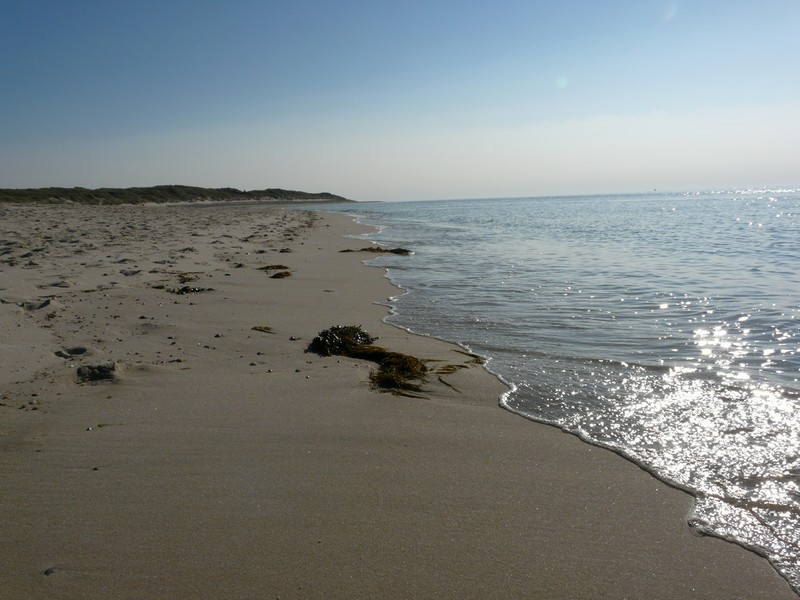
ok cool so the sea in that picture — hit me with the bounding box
[321,189,800,592]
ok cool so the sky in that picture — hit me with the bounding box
[1,0,798,201]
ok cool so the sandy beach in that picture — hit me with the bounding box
[0,202,794,599]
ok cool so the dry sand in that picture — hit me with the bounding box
[0,202,794,599]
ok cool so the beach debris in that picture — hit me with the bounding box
[437,376,461,393]
[340,247,413,255]
[256,264,289,271]
[269,271,292,278]
[55,346,88,359]
[165,285,213,295]
[307,325,428,393]
[307,325,376,356]
[76,362,116,383]
[177,272,199,283]
[19,298,51,311]
[251,325,275,334]
[452,348,486,364]
[434,364,468,375]
[37,280,72,289]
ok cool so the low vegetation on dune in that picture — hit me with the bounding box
[0,185,350,205]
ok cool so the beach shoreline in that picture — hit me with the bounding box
[0,203,794,599]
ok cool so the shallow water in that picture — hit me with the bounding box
[326,189,800,592]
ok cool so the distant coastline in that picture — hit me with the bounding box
[0,185,351,205]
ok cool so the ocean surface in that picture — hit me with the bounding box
[323,189,800,592]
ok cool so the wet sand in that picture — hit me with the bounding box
[0,202,794,599]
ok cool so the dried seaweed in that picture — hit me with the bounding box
[251,325,275,334]
[177,272,199,283]
[369,352,427,392]
[452,349,486,364]
[434,364,467,375]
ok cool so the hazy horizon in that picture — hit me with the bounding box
[2,1,798,202]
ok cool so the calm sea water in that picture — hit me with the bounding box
[325,189,800,592]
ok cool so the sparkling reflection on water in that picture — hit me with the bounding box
[331,190,800,591]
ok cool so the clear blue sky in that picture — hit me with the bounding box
[1,1,798,201]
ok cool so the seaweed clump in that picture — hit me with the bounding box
[76,362,116,383]
[307,326,427,393]
[166,285,214,295]
[307,325,376,356]
[340,247,413,255]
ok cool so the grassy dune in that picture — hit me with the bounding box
[0,185,350,205]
